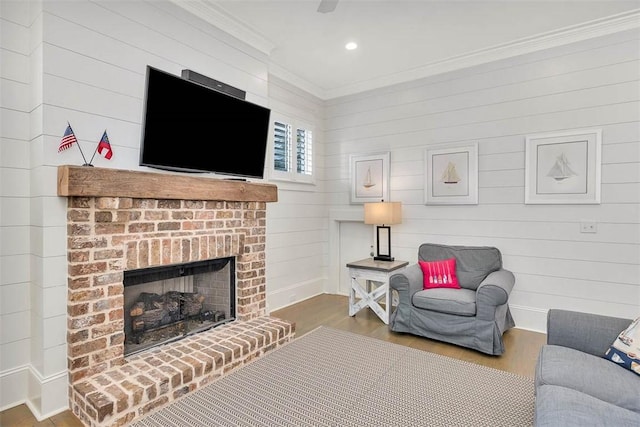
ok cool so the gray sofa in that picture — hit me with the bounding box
[535,309,640,426]
[388,243,515,355]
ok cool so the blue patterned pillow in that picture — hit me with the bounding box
[604,316,640,376]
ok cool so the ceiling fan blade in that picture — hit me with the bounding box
[317,0,338,13]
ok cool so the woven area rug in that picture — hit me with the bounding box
[132,327,534,426]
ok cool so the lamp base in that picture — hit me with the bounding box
[373,255,394,262]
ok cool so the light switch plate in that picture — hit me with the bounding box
[580,222,597,233]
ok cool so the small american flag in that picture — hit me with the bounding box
[59,124,78,152]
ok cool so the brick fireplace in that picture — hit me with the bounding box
[58,166,295,427]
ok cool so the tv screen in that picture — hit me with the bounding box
[139,66,271,179]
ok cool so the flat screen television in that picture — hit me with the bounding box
[139,66,271,179]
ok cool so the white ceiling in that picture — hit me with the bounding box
[180,1,640,99]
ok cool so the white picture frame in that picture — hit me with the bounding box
[525,128,601,204]
[424,142,478,205]
[350,152,390,204]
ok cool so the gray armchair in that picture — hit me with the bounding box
[389,243,515,355]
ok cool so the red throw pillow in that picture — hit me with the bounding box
[419,258,461,290]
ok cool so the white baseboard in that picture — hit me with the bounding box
[510,305,548,334]
[27,366,69,421]
[0,364,69,420]
[0,365,28,412]
[267,277,325,313]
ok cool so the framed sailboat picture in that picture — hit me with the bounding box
[350,152,390,203]
[525,128,601,204]
[424,142,478,205]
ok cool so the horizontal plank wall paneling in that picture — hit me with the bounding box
[1,0,275,418]
[266,75,327,312]
[327,29,640,331]
[0,0,33,413]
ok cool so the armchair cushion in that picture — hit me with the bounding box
[412,288,476,316]
[535,385,640,427]
[535,311,640,425]
[419,258,460,289]
[536,344,640,413]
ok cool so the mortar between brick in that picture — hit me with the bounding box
[72,317,294,427]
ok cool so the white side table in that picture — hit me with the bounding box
[346,258,408,325]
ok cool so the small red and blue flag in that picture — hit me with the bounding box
[97,130,113,160]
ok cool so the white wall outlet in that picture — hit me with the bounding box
[580,221,597,233]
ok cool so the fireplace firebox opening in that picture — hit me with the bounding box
[123,257,236,357]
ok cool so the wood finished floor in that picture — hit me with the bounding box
[275,294,546,379]
[1,294,546,426]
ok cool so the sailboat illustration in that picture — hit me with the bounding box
[547,153,577,181]
[363,167,376,188]
[441,162,460,184]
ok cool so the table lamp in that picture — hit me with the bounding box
[364,201,402,261]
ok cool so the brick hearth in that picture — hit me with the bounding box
[58,166,294,427]
[72,316,293,426]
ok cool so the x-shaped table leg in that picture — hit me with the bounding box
[349,278,390,324]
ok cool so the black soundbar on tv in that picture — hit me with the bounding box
[181,69,246,100]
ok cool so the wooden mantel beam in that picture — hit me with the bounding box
[57,165,278,203]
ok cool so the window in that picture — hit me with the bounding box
[274,121,291,173]
[296,127,312,176]
[270,116,314,183]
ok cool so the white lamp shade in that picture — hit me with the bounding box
[364,202,402,225]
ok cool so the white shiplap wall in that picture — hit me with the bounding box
[265,75,327,310]
[0,0,32,414]
[0,0,289,418]
[324,29,640,331]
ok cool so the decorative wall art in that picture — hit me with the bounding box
[525,128,601,204]
[350,152,390,203]
[424,142,478,205]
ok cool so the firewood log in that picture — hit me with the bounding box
[182,292,204,316]
[139,292,164,310]
[132,318,145,332]
[140,308,166,329]
[130,301,145,317]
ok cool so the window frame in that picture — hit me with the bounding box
[268,114,315,185]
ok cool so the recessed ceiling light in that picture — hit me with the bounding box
[345,42,358,50]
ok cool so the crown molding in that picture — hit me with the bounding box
[268,63,326,100]
[169,0,275,55]
[171,4,639,100]
[323,9,640,99]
